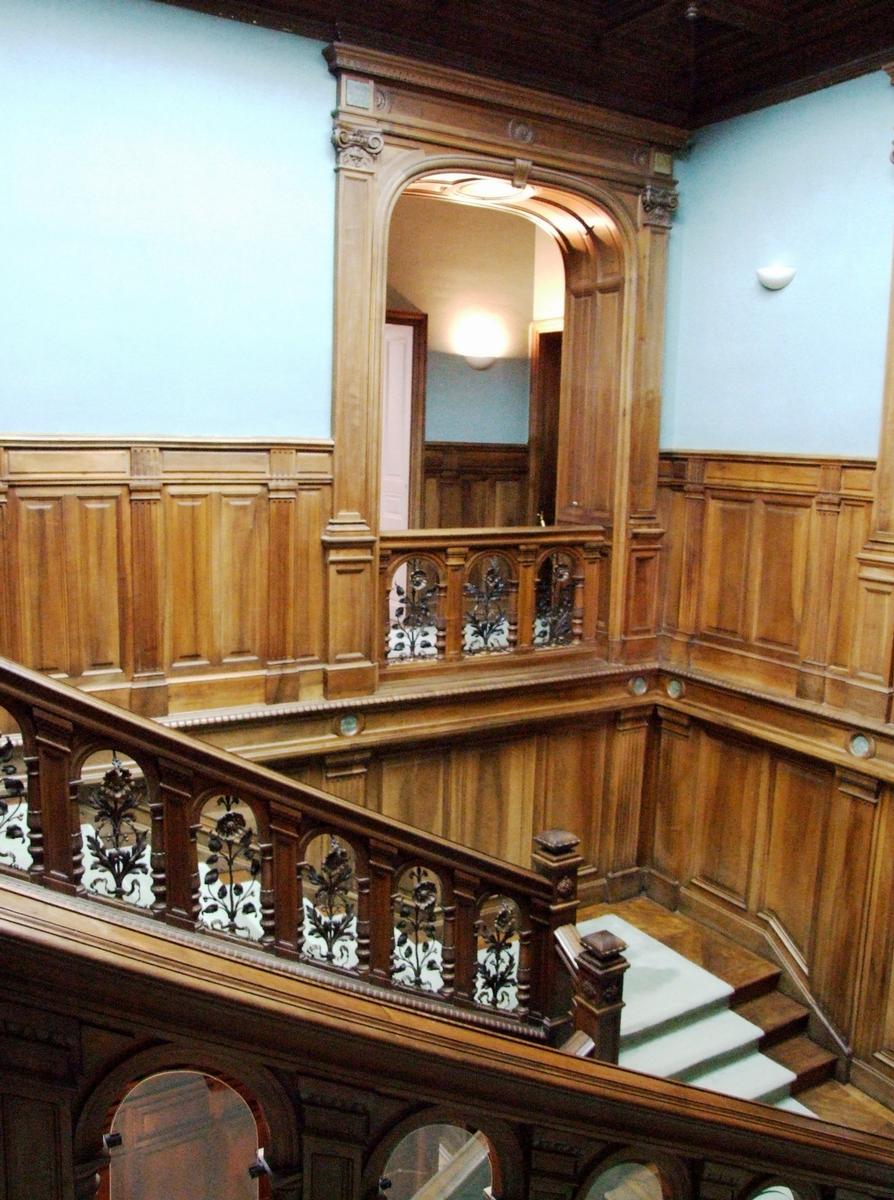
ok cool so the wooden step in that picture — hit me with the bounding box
[765,1036,837,1093]
[733,992,810,1049]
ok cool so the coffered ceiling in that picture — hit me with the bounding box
[156,0,894,127]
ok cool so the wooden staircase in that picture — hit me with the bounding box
[578,897,894,1136]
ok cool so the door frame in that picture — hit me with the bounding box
[385,309,428,528]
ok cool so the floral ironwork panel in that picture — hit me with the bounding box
[198,795,263,941]
[0,731,31,871]
[79,756,153,908]
[462,556,511,654]
[391,865,444,992]
[387,558,440,661]
[474,896,521,1011]
[299,834,358,969]
[533,552,575,646]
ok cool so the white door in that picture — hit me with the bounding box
[380,322,415,531]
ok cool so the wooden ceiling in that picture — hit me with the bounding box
[157,0,894,127]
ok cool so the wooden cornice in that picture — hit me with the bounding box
[325,42,691,151]
[2,875,894,1188]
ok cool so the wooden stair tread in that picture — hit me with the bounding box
[579,896,780,999]
[797,1080,894,1138]
[734,992,809,1047]
[764,1036,837,1091]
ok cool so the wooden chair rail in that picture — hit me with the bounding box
[0,655,578,1037]
[379,526,607,669]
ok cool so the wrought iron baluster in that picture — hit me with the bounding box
[0,735,30,870]
[79,757,152,906]
[475,899,521,1011]
[299,835,358,968]
[392,865,443,991]
[198,795,262,940]
[463,556,511,654]
[387,558,441,660]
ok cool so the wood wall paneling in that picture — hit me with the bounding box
[658,453,879,714]
[422,442,530,529]
[0,440,333,714]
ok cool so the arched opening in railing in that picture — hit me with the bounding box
[0,706,30,873]
[391,863,446,993]
[463,553,517,655]
[76,750,154,910]
[534,548,581,647]
[385,554,445,662]
[195,793,268,944]
[474,894,523,1013]
[298,830,360,970]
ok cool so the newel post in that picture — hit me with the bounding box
[573,930,629,1063]
[530,829,582,1043]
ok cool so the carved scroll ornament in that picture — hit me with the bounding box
[640,183,679,228]
[332,124,385,169]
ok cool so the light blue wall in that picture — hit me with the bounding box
[426,353,530,444]
[0,0,334,437]
[662,72,894,455]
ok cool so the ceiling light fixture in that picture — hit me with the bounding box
[452,177,534,203]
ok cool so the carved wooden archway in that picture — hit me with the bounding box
[322,44,687,697]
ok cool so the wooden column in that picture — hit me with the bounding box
[129,446,168,717]
[323,118,386,700]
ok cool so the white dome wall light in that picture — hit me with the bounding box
[757,264,796,291]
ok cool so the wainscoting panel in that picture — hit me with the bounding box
[422,442,530,528]
[0,438,333,713]
[659,452,879,713]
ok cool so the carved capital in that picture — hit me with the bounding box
[332,124,385,170]
[640,182,679,229]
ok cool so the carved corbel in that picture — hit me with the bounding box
[639,182,679,229]
[331,124,385,170]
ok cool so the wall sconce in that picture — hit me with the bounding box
[452,310,508,370]
[756,264,796,291]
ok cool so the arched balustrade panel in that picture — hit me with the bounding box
[534,549,580,647]
[76,750,154,910]
[298,830,360,970]
[195,793,267,943]
[463,553,517,655]
[0,707,30,872]
[474,894,523,1013]
[391,863,447,993]
[385,554,445,662]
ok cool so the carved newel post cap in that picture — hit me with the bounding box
[581,929,628,964]
[533,829,580,856]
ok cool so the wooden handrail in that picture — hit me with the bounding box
[0,654,577,1036]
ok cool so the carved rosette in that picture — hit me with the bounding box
[639,183,679,229]
[332,124,385,170]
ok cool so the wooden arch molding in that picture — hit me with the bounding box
[322,43,687,697]
[573,1143,693,1200]
[359,1103,525,1200]
[73,1042,301,1190]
